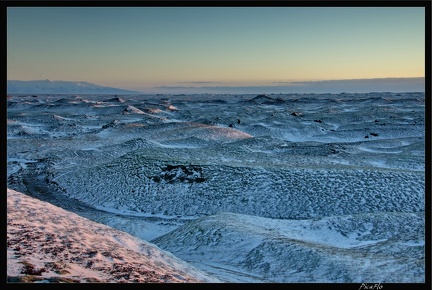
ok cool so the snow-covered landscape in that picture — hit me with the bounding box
[7,83,425,283]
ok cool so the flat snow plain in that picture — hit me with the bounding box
[7,92,425,282]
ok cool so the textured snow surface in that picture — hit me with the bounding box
[153,212,425,282]
[7,92,425,282]
[7,188,221,283]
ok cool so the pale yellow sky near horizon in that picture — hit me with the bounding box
[7,7,425,91]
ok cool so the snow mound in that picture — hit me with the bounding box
[52,114,67,121]
[7,188,221,283]
[123,105,145,114]
[152,122,253,142]
[166,105,179,111]
[245,94,286,105]
[144,107,163,114]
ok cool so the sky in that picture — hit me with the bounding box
[7,7,426,93]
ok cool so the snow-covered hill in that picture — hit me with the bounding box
[6,188,221,283]
[153,212,425,282]
[7,80,139,94]
[48,146,424,220]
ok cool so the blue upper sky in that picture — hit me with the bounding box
[7,7,425,92]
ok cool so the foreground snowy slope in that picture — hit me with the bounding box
[7,188,221,283]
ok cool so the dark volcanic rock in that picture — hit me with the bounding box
[152,165,206,184]
[291,112,303,117]
[105,97,126,103]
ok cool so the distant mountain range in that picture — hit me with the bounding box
[7,80,140,94]
[7,77,425,95]
[154,77,425,94]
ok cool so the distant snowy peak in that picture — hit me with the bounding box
[7,80,139,94]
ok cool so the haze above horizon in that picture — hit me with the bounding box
[7,7,425,92]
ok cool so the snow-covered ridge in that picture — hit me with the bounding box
[7,188,221,283]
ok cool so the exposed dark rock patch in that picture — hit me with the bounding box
[151,165,206,184]
[101,120,120,129]
[105,97,126,103]
[291,112,303,117]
